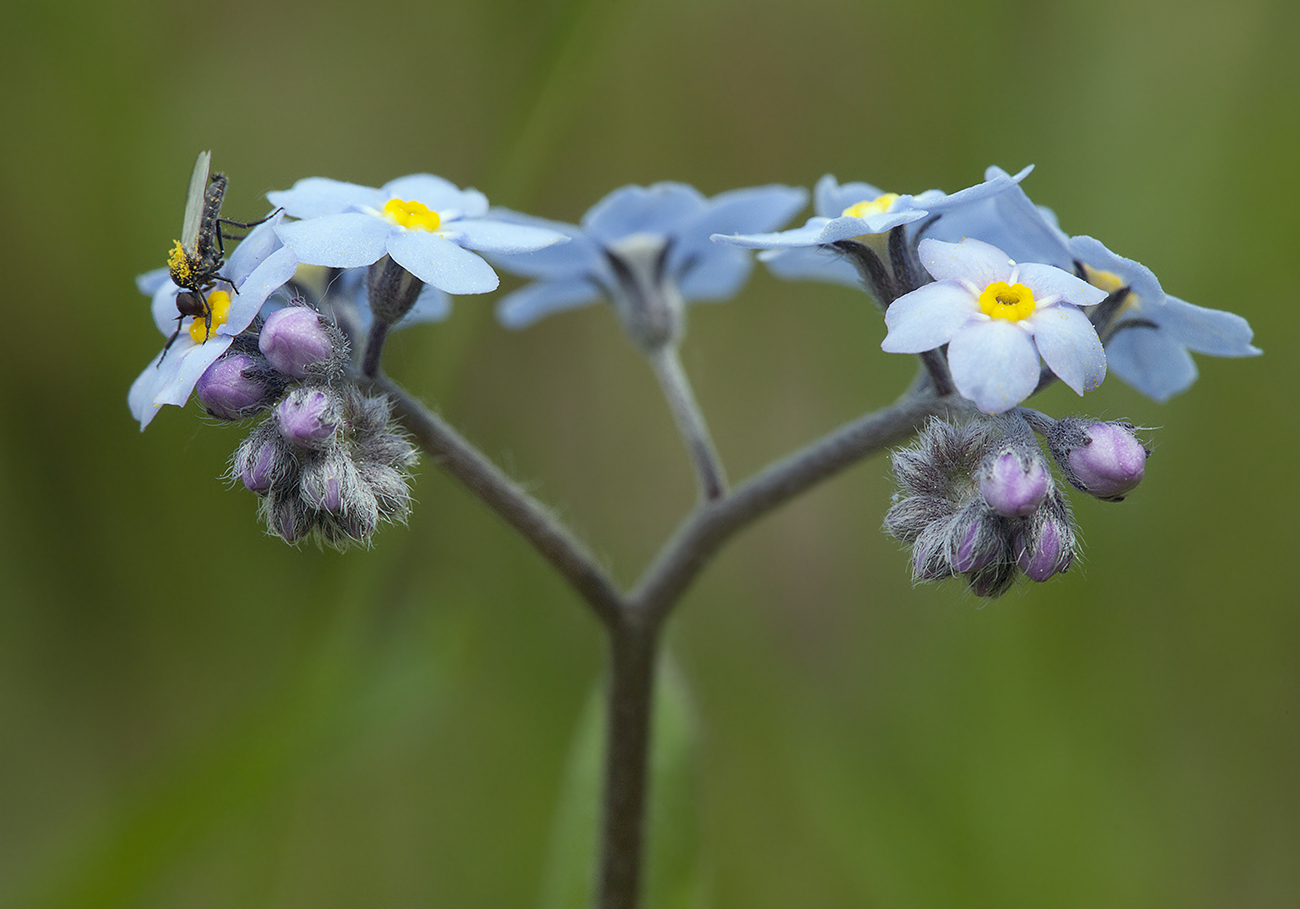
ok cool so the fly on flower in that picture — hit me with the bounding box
[164,151,276,353]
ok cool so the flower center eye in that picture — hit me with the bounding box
[382,198,441,232]
[841,193,900,220]
[978,281,1036,321]
[187,290,232,343]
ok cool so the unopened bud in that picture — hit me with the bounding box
[1016,517,1074,582]
[259,307,337,377]
[275,387,339,448]
[980,450,1050,517]
[196,353,273,420]
[1067,422,1148,502]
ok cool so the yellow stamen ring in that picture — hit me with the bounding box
[382,198,441,232]
[841,193,900,220]
[188,289,233,343]
[978,280,1036,322]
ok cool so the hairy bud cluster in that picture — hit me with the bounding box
[232,387,418,549]
[884,416,1082,598]
[187,300,418,549]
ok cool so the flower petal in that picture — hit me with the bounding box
[452,218,568,254]
[496,278,601,328]
[276,213,389,268]
[814,175,888,217]
[1105,325,1198,402]
[759,245,861,287]
[267,178,386,219]
[382,174,481,213]
[1016,262,1109,307]
[713,218,832,249]
[225,246,299,332]
[1029,303,1106,394]
[882,282,978,353]
[919,237,1014,287]
[582,184,705,243]
[387,230,499,294]
[672,185,807,266]
[677,246,753,300]
[947,321,1041,413]
[1145,295,1261,357]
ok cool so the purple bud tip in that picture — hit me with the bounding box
[952,520,997,573]
[196,354,268,420]
[260,307,335,378]
[241,442,277,494]
[1017,521,1072,582]
[1068,423,1148,501]
[275,389,337,447]
[981,451,1050,517]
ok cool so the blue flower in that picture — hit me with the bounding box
[129,213,298,430]
[487,182,807,349]
[712,167,1033,289]
[267,174,568,295]
[930,167,1261,401]
[882,238,1109,413]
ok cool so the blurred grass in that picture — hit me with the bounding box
[1,0,1298,906]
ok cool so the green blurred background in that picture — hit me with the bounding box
[1,0,1297,905]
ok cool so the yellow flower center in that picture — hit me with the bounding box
[382,198,441,231]
[1081,263,1137,315]
[187,289,232,343]
[841,193,900,220]
[978,281,1036,321]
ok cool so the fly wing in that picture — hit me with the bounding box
[179,150,212,254]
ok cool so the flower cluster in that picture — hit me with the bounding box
[130,156,1253,588]
[885,413,1148,597]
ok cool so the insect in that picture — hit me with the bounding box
[162,151,274,356]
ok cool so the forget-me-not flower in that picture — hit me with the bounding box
[883,238,1109,413]
[712,167,1032,297]
[488,182,807,351]
[930,166,1260,401]
[129,213,297,430]
[268,174,568,296]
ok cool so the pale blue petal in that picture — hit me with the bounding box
[1154,295,1261,357]
[452,218,568,254]
[150,279,181,335]
[137,268,169,296]
[583,184,705,243]
[226,212,285,283]
[882,282,978,352]
[387,230,499,294]
[677,246,753,300]
[815,175,888,217]
[128,352,169,428]
[760,245,861,287]
[815,207,928,244]
[947,320,1041,413]
[1016,262,1110,307]
[267,178,385,219]
[671,185,807,268]
[401,283,452,324]
[497,278,601,328]
[1105,327,1198,401]
[916,165,1034,217]
[155,338,232,407]
[926,173,1072,269]
[226,246,299,331]
[714,217,831,249]
[382,174,472,211]
[919,237,1014,287]
[1067,235,1165,311]
[276,213,389,268]
[1028,304,1106,394]
[482,209,604,279]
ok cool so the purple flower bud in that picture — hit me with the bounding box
[195,354,271,420]
[241,441,278,494]
[1017,518,1074,582]
[950,515,1002,574]
[1067,422,1148,501]
[980,451,1050,517]
[259,307,336,377]
[275,387,338,448]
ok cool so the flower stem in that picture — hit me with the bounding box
[647,346,727,502]
[596,621,660,909]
